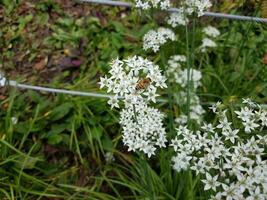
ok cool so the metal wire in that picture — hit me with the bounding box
[8,80,116,99]
[5,80,267,108]
[8,80,169,102]
[80,0,267,23]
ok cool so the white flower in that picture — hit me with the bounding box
[191,159,206,175]
[99,75,109,89]
[235,107,254,122]
[246,186,266,200]
[172,102,267,200]
[167,55,202,89]
[143,145,156,158]
[143,28,176,52]
[108,95,120,109]
[135,0,171,10]
[100,56,167,108]
[209,101,221,113]
[258,110,267,127]
[172,152,192,172]
[221,183,241,200]
[222,128,239,144]
[175,115,187,125]
[120,100,167,157]
[200,38,217,52]
[216,116,232,130]
[201,123,215,133]
[170,137,182,152]
[242,98,258,107]
[184,0,212,17]
[243,119,259,133]
[202,173,220,191]
[167,11,188,27]
[203,26,220,38]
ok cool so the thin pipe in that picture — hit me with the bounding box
[80,0,267,23]
[8,80,168,102]
[8,81,116,99]
[6,81,267,108]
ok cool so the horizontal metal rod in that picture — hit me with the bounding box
[80,0,267,23]
[8,81,116,99]
[8,80,168,102]
[5,80,267,108]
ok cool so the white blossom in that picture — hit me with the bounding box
[203,26,220,38]
[200,38,217,52]
[167,10,188,27]
[209,101,222,113]
[120,100,167,157]
[108,95,120,109]
[143,28,176,52]
[243,119,259,133]
[172,152,192,172]
[171,102,267,200]
[99,56,167,107]
[135,0,171,10]
[202,173,221,191]
[184,0,212,17]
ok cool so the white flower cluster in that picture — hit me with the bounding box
[184,0,212,17]
[167,55,202,89]
[167,10,188,28]
[235,99,267,133]
[200,38,217,52]
[167,55,205,124]
[120,100,167,157]
[99,56,167,108]
[201,26,220,52]
[203,26,220,38]
[134,0,171,10]
[171,101,267,200]
[175,93,205,124]
[100,56,167,157]
[143,27,176,52]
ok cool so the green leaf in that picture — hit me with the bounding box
[48,134,63,145]
[49,103,73,121]
[91,126,103,139]
[46,124,66,137]
[102,136,113,151]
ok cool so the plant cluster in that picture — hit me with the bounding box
[171,99,267,199]
[99,56,167,157]
[100,0,267,199]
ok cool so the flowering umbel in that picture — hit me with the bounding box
[167,55,205,124]
[120,100,167,157]
[135,0,171,10]
[100,56,167,157]
[99,56,167,107]
[143,28,176,52]
[171,101,267,199]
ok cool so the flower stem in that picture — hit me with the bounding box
[160,48,175,136]
[185,12,196,127]
[133,104,138,122]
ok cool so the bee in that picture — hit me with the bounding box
[135,78,151,91]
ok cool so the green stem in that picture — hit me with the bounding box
[185,11,197,128]
[185,22,191,125]
[133,104,138,122]
[160,49,175,136]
